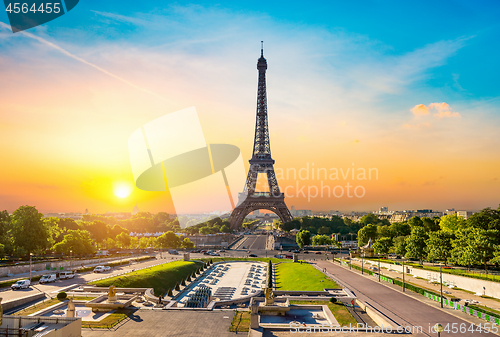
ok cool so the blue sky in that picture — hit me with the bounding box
[1,1,500,212]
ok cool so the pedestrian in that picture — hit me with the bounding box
[158,295,162,305]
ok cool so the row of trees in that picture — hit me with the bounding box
[360,205,500,270]
[279,215,363,237]
[0,206,195,258]
[295,230,341,248]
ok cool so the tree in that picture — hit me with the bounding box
[52,229,95,255]
[439,214,466,232]
[296,230,311,248]
[426,230,454,265]
[85,220,108,247]
[393,236,408,256]
[360,213,380,226]
[318,226,330,235]
[405,227,428,264]
[58,218,80,231]
[373,237,392,255]
[422,217,440,232]
[116,232,131,248]
[11,206,51,255]
[181,238,195,249]
[312,235,331,246]
[357,224,377,247]
[407,216,424,229]
[157,231,180,249]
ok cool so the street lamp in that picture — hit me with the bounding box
[29,253,34,281]
[402,257,406,292]
[434,323,443,337]
[440,264,443,308]
[361,252,364,275]
[378,253,381,282]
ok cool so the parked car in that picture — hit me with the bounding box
[59,271,75,279]
[293,250,300,253]
[303,251,309,254]
[168,249,179,255]
[11,279,30,290]
[315,251,322,254]
[249,254,257,257]
[39,274,57,284]
[93,266,111,273]
[274,254,284,258]
[211,252,220,256]
[285,255,293,259]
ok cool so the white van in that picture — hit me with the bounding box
[11,279,30,290]
[39,274,57,284]
[59,271,75,279]
[93,265,111,273]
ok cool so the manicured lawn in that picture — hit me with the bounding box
[82,309,135,329]
[90,260,202,296]
[275,263,339,291]
[229,311,251,332]
[290,300,357,326]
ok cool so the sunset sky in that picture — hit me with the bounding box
[1,1,499,215]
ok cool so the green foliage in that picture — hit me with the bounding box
[329,297,337,303]
[181,238,194,249]
[11,206,50,255]
[439,214,467,232]
[426,230,454,264]
[52,229,96,255]
[372,237,392,255]
[57,291,67,300]
[357,224,377,246]
[296,230,311,248]
[312,234,331,246]
[156,231,180,249]
[405,227,428,264]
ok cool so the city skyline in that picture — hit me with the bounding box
[1,1,500,214]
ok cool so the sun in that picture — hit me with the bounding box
[113,182,133,199]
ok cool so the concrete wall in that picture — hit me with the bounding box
[0,255,136,277]
[2,292,46,311]
[361,259,500,299]
[0,315,81,337]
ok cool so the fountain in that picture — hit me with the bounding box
[108,285,118,303]
[85,285,138,312]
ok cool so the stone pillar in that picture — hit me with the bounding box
[183,253,190,261]
[66,299,75,317]
[250,298,259,329]
[293,254,298,262]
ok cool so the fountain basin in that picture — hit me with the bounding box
[85,294,138,311]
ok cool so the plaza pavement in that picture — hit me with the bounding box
[82,310,238,337]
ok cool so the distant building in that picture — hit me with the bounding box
[456,210,474,219]
[379,206,388,213]
[132,204,139,216]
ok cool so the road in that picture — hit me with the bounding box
[231,235,268,250]
[2,256,182,303]
[316,260,496,336]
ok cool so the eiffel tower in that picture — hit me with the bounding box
[229,43,293,229]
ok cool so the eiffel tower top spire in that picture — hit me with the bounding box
[251,41,272,163]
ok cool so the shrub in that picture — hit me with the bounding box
[181,279,186,286]
[175,282,180,291]
[57,291,67,300]
[329,297,337,304]
[167,288,173,297]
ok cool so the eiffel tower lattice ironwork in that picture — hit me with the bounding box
[229,43,293,229]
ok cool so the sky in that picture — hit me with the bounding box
[0,0,499,215]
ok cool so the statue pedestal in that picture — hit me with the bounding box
[108,295,118,303]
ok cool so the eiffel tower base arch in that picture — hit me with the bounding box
[228,194,293,230]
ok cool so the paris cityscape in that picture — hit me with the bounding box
[1,1,500,336]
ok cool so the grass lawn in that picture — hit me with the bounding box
[81,309,135,329]
[276,263,339,291]
[13,296,96,316]
[90,260,202,296]
[229,311,251,332]
[290,300,357,326]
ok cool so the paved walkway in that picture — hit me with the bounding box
[346,258,500,312]
[82,310,238,337]
[315,260,498,337]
